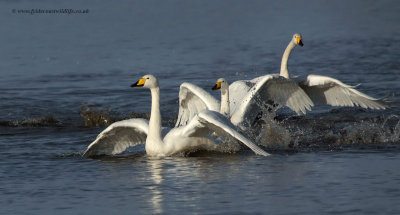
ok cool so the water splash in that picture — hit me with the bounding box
[0,116,60,127]
[79,105,113,127]
[1,103,399,154]
[255,112,400,151]
[255,112,292,148]
[79,104,153,127]
[79,105,178,127]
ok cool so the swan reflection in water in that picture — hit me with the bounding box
[146,158,164,214]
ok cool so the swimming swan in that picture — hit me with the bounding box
[232,33,387,111]
[83,75,270,157]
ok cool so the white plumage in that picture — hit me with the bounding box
[175,83,220,127]
[175,34,313,128]
[84,75,269,157]
[175,33,386,130]
[298,74,386,109]
[254,33,386,110]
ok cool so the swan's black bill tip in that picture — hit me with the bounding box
[131,81,143,87]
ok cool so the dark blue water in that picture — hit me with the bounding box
[1,0,400,214]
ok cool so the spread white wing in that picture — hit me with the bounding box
[299,75,387,109]
[83,118,149,156]
[230,75,314,126]
[171,110,270,156]
[176,83,220,127]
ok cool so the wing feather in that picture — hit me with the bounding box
[83,118,149,157]
[230,75,314,126]
[177,110,270,156]
[176,83,220,127]
[300,75,387,109]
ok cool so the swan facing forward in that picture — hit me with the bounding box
[228,33,314,117]
[83,75,269,157]
[231,33,387,112]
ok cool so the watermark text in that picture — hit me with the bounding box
[12,8,89,15]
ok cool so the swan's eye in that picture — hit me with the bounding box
[147,77,149,80]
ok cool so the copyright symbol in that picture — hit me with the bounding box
[12,9,16,13]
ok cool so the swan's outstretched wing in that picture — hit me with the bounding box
[83,118,149,157]
[299,75,387,109]
[176,83,220,127]
[230,75,314,126]
[178,110,270,156]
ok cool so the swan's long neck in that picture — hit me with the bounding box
[280,41,296,79]
[148,87,162,141]
[220,87,230,117]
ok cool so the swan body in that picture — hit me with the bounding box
[84,75,269,157]
[231,33,387,112]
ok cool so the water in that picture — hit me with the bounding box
[1,0,400,214]
[2,152,400,214]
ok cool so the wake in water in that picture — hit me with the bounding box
[2,105,399,155]
[79,104,177,127]
[0,116,60,127]
[254,110,400,151]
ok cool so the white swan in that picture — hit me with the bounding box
[232,33,387,111]
[83,75,270,157]
[228,33,314,117]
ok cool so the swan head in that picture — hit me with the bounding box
[212,78,229,91]
[292,33,303,47]
[131,74,159,89]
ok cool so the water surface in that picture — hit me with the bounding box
[1,0,400,214]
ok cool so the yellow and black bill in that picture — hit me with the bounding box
[131,78,146,87]
[297,37,304,47]
[212,82,222,90]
